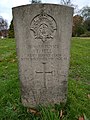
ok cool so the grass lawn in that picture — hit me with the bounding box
[0,37,90,120]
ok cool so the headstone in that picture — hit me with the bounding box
[13,4,73,107]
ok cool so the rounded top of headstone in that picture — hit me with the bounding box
[12,3,74,10]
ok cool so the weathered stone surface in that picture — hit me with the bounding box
[13,4,73,107]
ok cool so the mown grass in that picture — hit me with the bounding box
[0,38,90,120]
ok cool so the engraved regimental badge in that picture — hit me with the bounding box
[30,11,57,42]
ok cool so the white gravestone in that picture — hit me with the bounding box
[13,4,73,107]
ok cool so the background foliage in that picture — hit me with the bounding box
[8,20,14,38]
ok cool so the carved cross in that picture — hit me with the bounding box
[36,63,53,88]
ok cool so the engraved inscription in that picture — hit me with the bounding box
[30,53,62,60]
[30,12,57,42]
[36,63,53,88]
[27,44,62,61]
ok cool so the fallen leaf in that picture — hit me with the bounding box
[51,108,57,112]
[87,94,90,99]
[13,105,17,111]
[27,108,37,113]
[27,108,40,115]
[78,116,84,120]
[12,59,16,62]
[60,110,63,119]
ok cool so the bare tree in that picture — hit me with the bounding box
[0,16,8,37]
[60,0,78,14]
[31,0,41,3]
[60,0,73,6]
[78,6,90,20]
